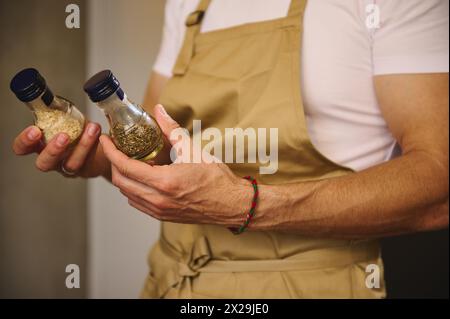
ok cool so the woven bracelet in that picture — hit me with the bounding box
[229,176,259,235]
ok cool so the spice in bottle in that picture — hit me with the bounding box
[10,68,85,145]
[83,70,164,161]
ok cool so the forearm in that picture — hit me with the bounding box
[253,151,449,238]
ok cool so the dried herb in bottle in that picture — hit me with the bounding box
[84,70,163,161]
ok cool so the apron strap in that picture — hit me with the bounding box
[172,0,212,75]
[172,0,306,76]
[287,0,307,18]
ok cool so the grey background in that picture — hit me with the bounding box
[0,0,448,299]
[0,0,87,298]
[86,0,163,298]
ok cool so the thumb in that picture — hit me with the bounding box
[154,104,191,163]
[154,104,179,137]
[154,104,219,164]
[154,104,190,146]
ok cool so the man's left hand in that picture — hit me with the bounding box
[100,104,252,228]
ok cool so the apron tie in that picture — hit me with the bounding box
[177,236,212,277]
[153,235,381,298]
[157,236,212,298]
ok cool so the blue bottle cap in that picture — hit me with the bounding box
[84,70,121,103]
[10,68,47,102]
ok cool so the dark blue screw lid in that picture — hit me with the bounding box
[10,68,47,102]
[83,70,121,103]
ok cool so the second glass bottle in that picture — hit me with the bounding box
[84,70,164,161]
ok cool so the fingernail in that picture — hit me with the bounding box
[56,134,69,147]
[87,123,99,137]
[158,104,170,118]
[27,127,40,140]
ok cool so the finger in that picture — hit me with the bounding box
[112,165,173,214]
[111,165,158,196]
[154,104,192,162]
[154,104,191,146]
[128,198,162,220]
[35,133,71,172]
[12,126,43,155]
[63,122,101,172]
[113,165,173,212]
[121,190,162,215]
[100,134,164,184]
[154,104,181,144]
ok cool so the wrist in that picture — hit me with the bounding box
[248,184,289,231]
[227,176,262,233]
[227,177,255,228]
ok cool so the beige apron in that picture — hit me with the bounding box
[141,0,386,299]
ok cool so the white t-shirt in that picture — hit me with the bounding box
[153,0,449,171]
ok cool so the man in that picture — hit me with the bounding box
[13,0,448,298]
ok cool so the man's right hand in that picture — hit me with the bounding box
[12,121,110,178]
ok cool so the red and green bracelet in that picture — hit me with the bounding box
[229,176,259,235]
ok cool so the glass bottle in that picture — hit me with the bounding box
[10,68,85,145]
[83,70,164,161]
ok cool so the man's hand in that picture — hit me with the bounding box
[100,104,252,227]
[12,121,110,178]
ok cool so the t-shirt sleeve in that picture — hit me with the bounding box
[372,0,449,75]
[153,0,186,77]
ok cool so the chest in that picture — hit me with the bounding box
[181,0,379,119]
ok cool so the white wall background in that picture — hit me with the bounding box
[87,0,165,298]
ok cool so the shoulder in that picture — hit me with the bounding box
[164,0,199,24]
[153,0,199,77]
[372,0,449,75]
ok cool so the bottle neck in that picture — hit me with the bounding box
[26,87,55,110]
[96,88,129,109]
[96,88,144,124]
